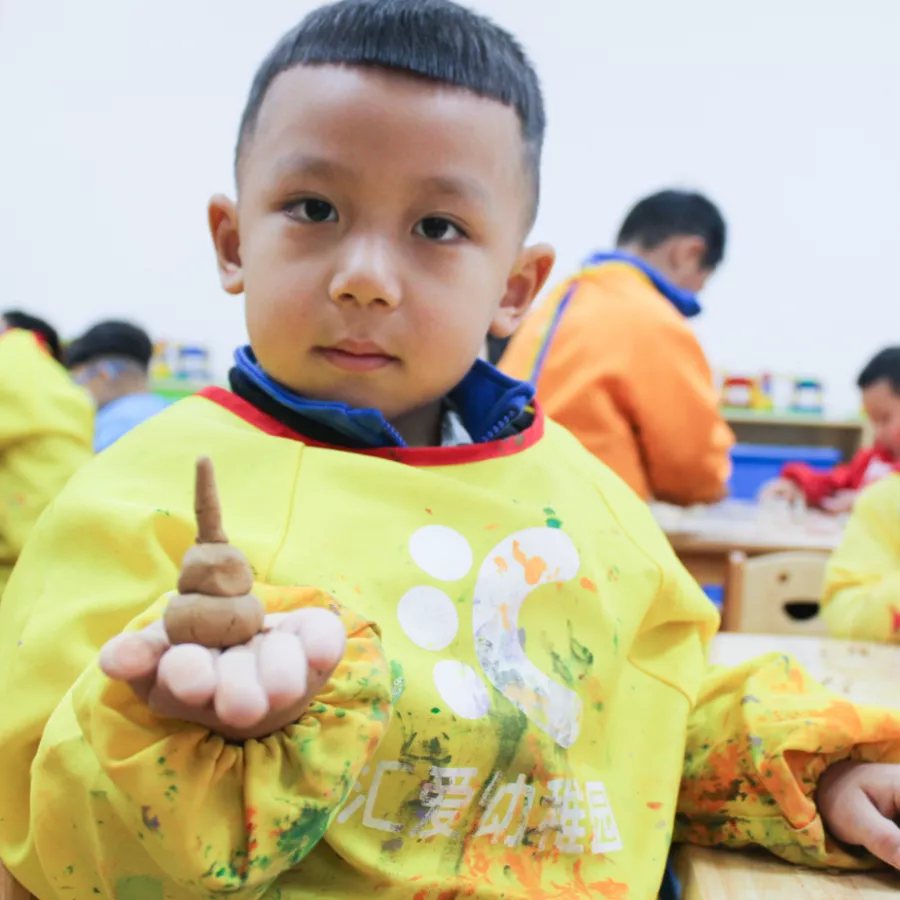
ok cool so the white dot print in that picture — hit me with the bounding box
[432,660,492,720]
[397,585,459,651]
[396,522,584,747]
[408,525,473,582]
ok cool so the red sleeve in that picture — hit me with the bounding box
[782,448,875,508]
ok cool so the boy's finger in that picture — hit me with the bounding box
[99,622,170,682]
[855,799,900,869]
[276,608,347,671]
[158,644,219,706]
[214,646,269,728]
[256,630,308,710]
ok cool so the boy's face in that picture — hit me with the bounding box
[862,379,900,455]
[210,66,553,434]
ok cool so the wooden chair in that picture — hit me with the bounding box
[722,550,830,635]
[0,860,34,900]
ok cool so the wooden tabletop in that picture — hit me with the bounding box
[677,846,899,898]
[654,500,844,555]
[677,633,900,897]
[710,633,900,708]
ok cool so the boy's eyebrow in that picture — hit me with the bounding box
[417,175,490,209]
[268,153,488,208]
[270,153,359,183]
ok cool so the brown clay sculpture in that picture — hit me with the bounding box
[164,457,265,648]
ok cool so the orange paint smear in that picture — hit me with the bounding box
[580,577,598,593]
[512,540,548,585]
[495,557,509,573]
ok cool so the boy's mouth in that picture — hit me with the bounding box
[316,340,398,373]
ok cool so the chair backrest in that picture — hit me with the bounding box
[723,550,830,635]
[0,860,35,900]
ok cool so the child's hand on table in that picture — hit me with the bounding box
[758,477,805,507]
[818,760,900,868]
[820,490,857,515]
[99,609,346,741]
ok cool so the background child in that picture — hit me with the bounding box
[821,473,900,642]
[67,320,170,452]
[0,310,92,595]
[762,346,900,513]
[500,190,735,506]
[3,4,900,899]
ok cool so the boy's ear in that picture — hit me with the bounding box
[491,243,555,338]
[671,234,706,271]
[208,194,244,295]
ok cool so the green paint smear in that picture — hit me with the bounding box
[546,517,563,529]
[569,635,594,666]
[115,876,163,900]
[276,806,331,865]
[550,651,575,687]
[389,659,406,702]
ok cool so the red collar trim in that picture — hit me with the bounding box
[1,328,49,355]
[197,385,544,466]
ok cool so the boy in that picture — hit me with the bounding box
[500,191,735,506]
[67,320,170,452]
[763,347,900,513]
[3,3,900,898]
[821,472,900,641]
[0,310,92,595]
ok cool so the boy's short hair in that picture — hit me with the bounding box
[2,309,62,362]
[66,321,154,372]
[858,347,900,394]
[616,190,727,270]
[236,0,545,221]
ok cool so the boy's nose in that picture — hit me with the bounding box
[328,238,401,310]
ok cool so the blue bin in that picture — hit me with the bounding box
[728,443,841,501]
[702,584,724,610]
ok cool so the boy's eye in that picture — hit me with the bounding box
[415,217,466,242]
[286,198,338,223]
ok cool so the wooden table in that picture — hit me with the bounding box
[676,633,900,897]
[676,846,898,898]
[653,501,844,588]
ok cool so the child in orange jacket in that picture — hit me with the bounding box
[762,347,900,513]
[501,191,734,505]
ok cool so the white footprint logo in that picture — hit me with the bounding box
[396,524,584,748]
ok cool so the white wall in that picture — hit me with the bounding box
[1,0,898,413]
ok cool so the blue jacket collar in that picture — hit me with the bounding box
[582,250,702,318]
[233,346,535,449]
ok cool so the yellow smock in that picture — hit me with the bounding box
[822,473,900,642]
[1,387,899,900]
[0,328,93,593]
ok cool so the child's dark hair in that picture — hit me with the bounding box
[236,0,545,220]
[616,190,727,270]
[858,347,900,394]
[3,309,62,362]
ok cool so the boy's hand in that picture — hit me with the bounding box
[99,609,346,741]
[758,477,804,506]
[817,760,900,868]
[820,490,857,515]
